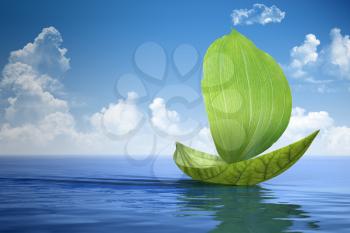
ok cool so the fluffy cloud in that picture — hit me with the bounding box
[90,92,143,137]
[231,4,285,26]
[282,107,333,140]
[324,126,350,155]
[288,34,320,79]
[1,63,68,126]
[9,26,70,77]
[286,28,350,83]
[0,26,208,156]
[0,27,85,154]
[328,28,350,80]
[0,27,144,155]
[149,97,205,141]
[0,112,77,153]
[273,107,350,156]
[0,27,70,127]
[2,26,349,157]
[149,97,182,136]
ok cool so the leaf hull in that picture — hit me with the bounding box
[174,131,319,186]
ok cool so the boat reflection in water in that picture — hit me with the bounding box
[176,182,319,233]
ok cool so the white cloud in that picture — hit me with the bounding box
[324,126,350,155]
[90,92,143,137]
[0,112,74,145]
[1,63,68,126]
[9,26,70,77]
[188,127,216,155]
[328,28,350,80]
[2,26,349,157]
[0,26,205,156]
[0,27,144,155]
[0,111,131,155]
[0,27,85,154]
[283,107,333,141]
[287,34,320,79]
[0,27,70,127]
[149,97,182,136]
[272,107,350,156]
[1,27,206,156]
[231,4,285,26]
[286,27,350,83]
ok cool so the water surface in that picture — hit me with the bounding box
[0,156,349,232]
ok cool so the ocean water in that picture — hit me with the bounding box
[0,156,349,233]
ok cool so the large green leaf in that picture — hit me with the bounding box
[202,30,292,163]
[174,130,319,186]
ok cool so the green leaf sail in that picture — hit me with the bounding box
[174,130,319,186]
[202,30,292,163]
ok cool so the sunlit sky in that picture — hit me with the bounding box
[0,0,349,156]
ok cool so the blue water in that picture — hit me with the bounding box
[0,156,349,233]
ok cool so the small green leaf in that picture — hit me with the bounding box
[202,30,292,163]
[174,130,319,186]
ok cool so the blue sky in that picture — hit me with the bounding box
[0,0,350,156]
